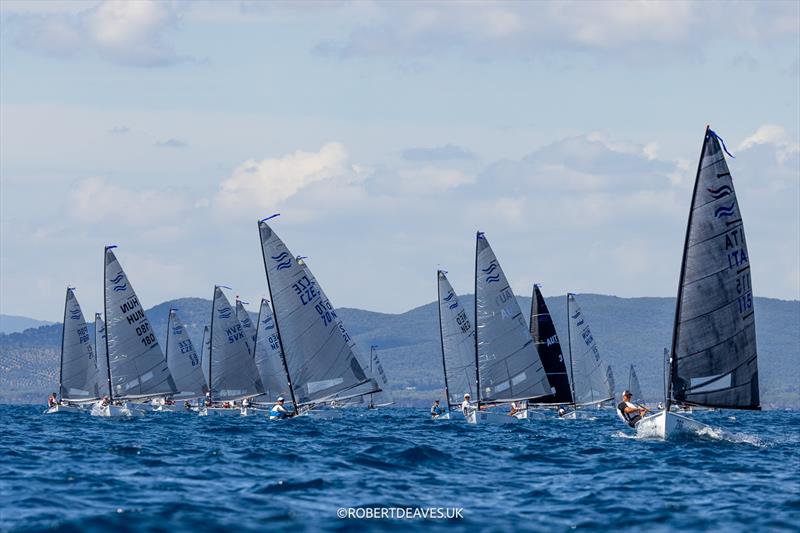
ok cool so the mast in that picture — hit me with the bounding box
[208,287,216,403]
[566,293,576,409]
[103,246,114,402]
[253,299,265,397]
[437,271,452,413]
[473,232,481,411]
[259,217,300,415]
[58,288,68,401]
[666,125,710,413]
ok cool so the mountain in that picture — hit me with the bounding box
[1,295,798,407]
[0,315,53,335]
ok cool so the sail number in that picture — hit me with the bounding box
[456,310,471,333]
[316,299,338,327]
[141,333,156,347]
[292,275,318,306]
[77,325,90,344]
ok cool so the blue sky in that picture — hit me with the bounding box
[1,0,798,321]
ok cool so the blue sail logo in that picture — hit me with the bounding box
[112,284,128,292]
[443,291,459,309]
[707,185,732,200]
[69,308,81,320]
[714,202,736,219]
[218,306,232,319]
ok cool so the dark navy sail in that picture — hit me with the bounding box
[529,284,573,404]
[669,128,759,410]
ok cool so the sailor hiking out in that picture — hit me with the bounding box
[618,390,647,427]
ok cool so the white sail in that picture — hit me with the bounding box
[200,325,211,388]
[258,219,375,405]
[104,247,176,400]
[629,364,645,405]
[253,298,291,402]
[437,270,476,408]
[366,346,393,407]
[94,313,110,398]
[59,288,99,402]
[475,233,551,403]
[166,309,208,399]
[209,286,264,401]
[567,293,614,405]
[235,300,258,356]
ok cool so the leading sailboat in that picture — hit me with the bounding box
[635,127,760,438]
[470,231,552,424]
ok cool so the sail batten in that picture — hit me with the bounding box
[669,128,759,410]
[474,232,551,403]
[258,221,375,406]
[104,248,176,400]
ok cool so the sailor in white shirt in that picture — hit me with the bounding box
[617,390,647,427]
[461,393,474,416]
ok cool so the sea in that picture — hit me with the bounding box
[1,405,798,532]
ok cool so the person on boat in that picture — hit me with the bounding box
[100,396,110,407]
[204,391,212,407]
[48,393,58,408]
[618,390,647,427]
[461,393,475,416]
[270,397,293,420]
[184,401,192,411]
[557,406,567,417]
[509,402,524,417]
[242,397,251,409]
[657,402,664,410]
[430,400,446,418]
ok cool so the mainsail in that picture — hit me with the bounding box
[201,325,211,388]
[567,293,614,405]
[59,288,99,402]
[258,218,375,406]
[436,270,476,408]
[474,232,551,404]
[94,313,110,398]
[165,309,208,398]
[366,345,393,407]
[629,364,644,405]
[529,284,573,404]
[253,298,291,402]
[669,127,759,410]
[104,247,176,400]
[235,300,257,356]
[208,286,264,401]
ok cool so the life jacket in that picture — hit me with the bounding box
[270,406,287,419]
[617,401,641,428]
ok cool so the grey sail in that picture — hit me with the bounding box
[437,270,476,408]
[629,364,644,405]
[366,346,393,406]
[258,219,375,405]
[200,325,211,388]
[59,288,99,402]
[166,309,208,398]
[475,233,551,403]
[567,294,614,405]
[94,313,110,398]
[253,298,291,402]
[209,286,264,401]
[235,300,257,356]
[104,247,176,400]
[670,128,759,410]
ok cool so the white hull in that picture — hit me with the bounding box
[299,409,344,419]
[43,404,83,414]
[123,402,155,412]
[465,410,519,425]
[152,404,185,412]
[90,404,143,418]
[635,410,711,439]
[560,410,595,420]
[431,412,451,420]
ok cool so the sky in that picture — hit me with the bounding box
[0,0,798,321]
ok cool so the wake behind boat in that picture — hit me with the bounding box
[631,127,761,439]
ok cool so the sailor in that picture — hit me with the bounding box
[618,390,647,427]
[48,392,58,408]
[557,406,567,417]
[242,397,251,409]
[508,402,523,417]
[100,395,110,407]
[270,397,292,420]
[430,400,446,418]
[184,401,192,411]
[461,393,474,416]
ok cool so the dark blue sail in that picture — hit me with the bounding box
[529,285,573,404]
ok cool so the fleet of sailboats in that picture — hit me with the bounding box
[43,126,762,440]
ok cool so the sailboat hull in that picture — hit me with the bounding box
[90,404,143,418]
[299,409,344,419]
[432,412,451,420]
[200,407,241,417]
[635,410,710,439]
[43,404,83,415]
[465,410,519,425]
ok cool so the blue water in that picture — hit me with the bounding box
[1,406,798,532]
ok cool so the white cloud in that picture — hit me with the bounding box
[70,176,188,226]
[10,0,188,66]
[738,124,800,164]
[216,142,365,214]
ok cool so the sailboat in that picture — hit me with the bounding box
[525,284,574,418]
[565,293,615,417]
[202,286,265,416]
[252,298,292,403]
[46,288,99,414]
[470,232,553,425]
[366,345,393,409]
[93,246,176,417]
[163,308,208,410]
[635,127,760,439]
[94,313,110,400]
[435,270,476,421]
[258,216,379,418]
[200,325,211,390]
[628,364,646,407]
